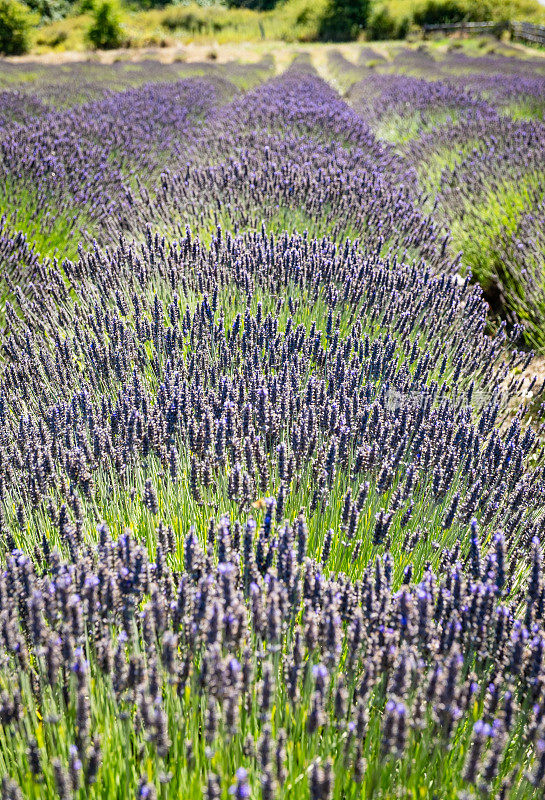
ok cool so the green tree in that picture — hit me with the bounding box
[414,0,496,24]
[0,0,33,54]
[86,0,123,49]
[319,0,371,41]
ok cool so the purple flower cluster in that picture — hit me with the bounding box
[0,60,450,271]
[0,56,273,108]
[337,45,545,345]
[2,46,545,798]
[2,501,545,796]
[348,72,496,132]
[2,226,537,574]
[0,90,50,132]
[0,77,225,247]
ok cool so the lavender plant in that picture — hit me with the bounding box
[0,222,544,798]
[2,45,545,800]
[341,45,545,349]
[0,61,450,271]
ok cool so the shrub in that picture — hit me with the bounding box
[367,7,409,40]
[36,27,69,46]
[367,7,395,39]
[131,0,169,10]
[86,0,123,49]
[319,0,371,41]
[161,9,208,33]
[0,0,33,54]
[397,15,411,37]
[281,0,327,42]
[226,0,277,8]
[25,0,71,22]
[413,0,496,26]
[413,1,467,26]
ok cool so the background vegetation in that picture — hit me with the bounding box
[1,0,545,56]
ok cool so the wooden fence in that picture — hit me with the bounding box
[423,21,501,35]
[511,22,545,47]
[422,20,545,47]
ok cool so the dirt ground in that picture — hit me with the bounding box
[3,40,361,71]
[5,37,542,74]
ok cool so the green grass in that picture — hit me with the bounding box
[374,108,465,144]
[446,177,545,342]
[505,98,545,120]
[0,187,82,262]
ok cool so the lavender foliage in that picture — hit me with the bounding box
[1,45,545,800]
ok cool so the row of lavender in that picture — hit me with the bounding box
[1,219,545,798]
[0,58,451,272]
[1,48,545,798]
[337,44,545,349]
[4,48,545,348]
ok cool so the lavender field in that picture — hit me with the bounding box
[2,42,545,800]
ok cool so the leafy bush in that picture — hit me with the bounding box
[319,0,371,41]
[36,26,69,45]
[413,0,465,25]
[280,0,326,41]
[130,0,170,10]
[25,0,71,22]
[367,7,396,38]
[161,8,210,33]
[367,6,409,39]
[86,0,123,49]
[226,0,277,8]
[0,0,33,54]
[413,0,492,26]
